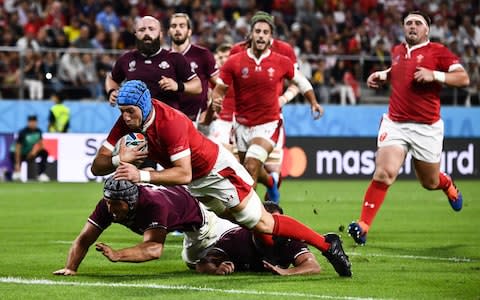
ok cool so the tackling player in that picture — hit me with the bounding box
[196,201,322,276]
[53,177,237,275]
[91,80,351,277]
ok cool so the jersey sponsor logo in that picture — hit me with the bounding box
[241,67,249,78]
[255,66,262,72]
[128,60,136,72]
[159,61,170,69]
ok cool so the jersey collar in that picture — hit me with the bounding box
[246,48,271,65]
[404,39,430,58]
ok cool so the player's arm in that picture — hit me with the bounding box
[95,227,166,263]
[105,73,120,106]
[159,75,202,95]
[114,154,192,185]
[14,142,22,172]
[262,252,321,276]
[290,69,324,119]
[367,68,391,89]
[91,142,148,176]
[53,222,102,276]
[414,66,470,87]
[210,82,228,113]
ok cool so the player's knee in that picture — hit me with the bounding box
[231,194,262,229]
[420,178,438,190]
[245,144,268,164]
[373,168,397,185]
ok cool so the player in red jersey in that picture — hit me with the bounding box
[105,16,201,109]
[348,11,470,246]
[168,13,219,129]
[91,80,351,277]
[211,12,323,203]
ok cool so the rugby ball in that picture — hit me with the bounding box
[112,132,148,156]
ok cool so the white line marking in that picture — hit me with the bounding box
[348,252,473,262]
[0,277,382,300]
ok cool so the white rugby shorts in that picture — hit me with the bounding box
[235,119,282,152]
[378,113,444,163]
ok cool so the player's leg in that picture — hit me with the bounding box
[229,193,351,277]
[349,114,407,245]
[410,119,462,211]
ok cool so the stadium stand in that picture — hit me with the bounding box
[0,0,478,105]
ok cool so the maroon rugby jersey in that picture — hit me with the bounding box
[111,48,197,110]
[177,44,218,121]
[212,227,310,271]
[88,184,204,234]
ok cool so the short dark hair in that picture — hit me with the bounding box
[263,201,283,214]
[402,11,431,27]
[215,43,232,54]
[27,115,37,121]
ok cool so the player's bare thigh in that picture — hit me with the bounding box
[373,145,407,185]
[413,159,441,189]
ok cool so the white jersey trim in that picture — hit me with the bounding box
[171,148,191,161]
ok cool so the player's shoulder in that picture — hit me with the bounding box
[272,39,295,54]
[190,43,211,54]
[231,41,248,54]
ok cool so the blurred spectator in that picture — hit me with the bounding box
[23,49,44,100]
[73,25,94,49]
[41,51,62,96]
[80,53,102,100]
[63,17,82,44]
[95,1,121,49]
[311,59,330,104]
[44,1,66,28]
[57,47,90,99]
[48,91,70,132]
[90,28,108,50]
[16,26,40,51]
[330,60,357,105]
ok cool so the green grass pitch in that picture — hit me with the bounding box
[0,180,479,299]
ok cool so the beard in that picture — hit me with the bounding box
[136,37,161,56]
[171,34,188,46]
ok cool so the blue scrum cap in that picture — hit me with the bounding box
[117,80,152,122]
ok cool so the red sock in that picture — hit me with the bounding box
[359,180,389,231]
[436,172,452,190]
[266,175,274,189]
[272,214,330,252]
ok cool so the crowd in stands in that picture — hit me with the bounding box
[0,0,479,105]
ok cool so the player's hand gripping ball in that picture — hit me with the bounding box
[112,133,148,166]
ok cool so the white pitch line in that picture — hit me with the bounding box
[348,252,473,262]
[0,277,382,300]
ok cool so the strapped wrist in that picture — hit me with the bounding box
[177,81,185,93]
[139,170,151,183]
[433,71,446,83]
[112,155,120,167]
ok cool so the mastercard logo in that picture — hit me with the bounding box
[281,146,307,177]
